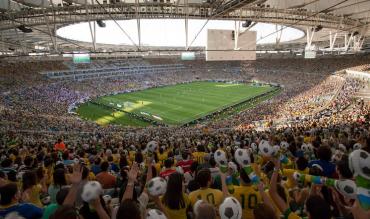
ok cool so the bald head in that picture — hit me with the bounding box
[194,201,217,219]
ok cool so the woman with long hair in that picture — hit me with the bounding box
[48,168,67,203]
[161,172,190,219]
[22,170,46,207]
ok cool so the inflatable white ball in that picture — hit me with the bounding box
[81,181,103,202]
[234,148,251,167]
[280,141,289,150]
[349,149,370,180]
[250,143,258,153]
[214,150,228,166]
[272,145,280,156]
[258,140,274,157]
[146,141,158,153]
[146,209,167,219]
[335,179,357,199]
[219,197,242,219]
[228,162,238,174]
[146,177,167,196]
[353,143,362,150]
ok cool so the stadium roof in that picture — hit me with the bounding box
[0,0,369,55]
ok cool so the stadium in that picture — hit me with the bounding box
[0,1,370,219]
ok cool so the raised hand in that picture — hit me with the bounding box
[128,162,139,183]
[345,199,370,219]
[69,163,83,185]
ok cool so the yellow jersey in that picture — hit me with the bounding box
[284,208,301,219]
[157,152,168,165]
[189,188,223,207]
[129,151,136,162]
[192,152,207,164]
[161,194,190,219]
[231,185,262,219]
[282,168,309,189]
[27,184,43,208]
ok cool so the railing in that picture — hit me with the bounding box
[41,63,186,80]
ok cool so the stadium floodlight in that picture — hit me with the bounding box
[242,20,253,28]
[348,31,360,37]
[97,20,106,28]
[17,25,33,33]
[314,25,323,32]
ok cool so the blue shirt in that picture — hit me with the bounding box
[91,165,101,175]
[308,160,336,177]
[108,163,120,173]
[0,203,43,219]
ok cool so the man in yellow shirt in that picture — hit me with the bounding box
[192,145,208,164]
[269,158,333,219]
[189,168,225,207]
[231,168,262,219]
[157,147,168,165]
[282,157,309,190]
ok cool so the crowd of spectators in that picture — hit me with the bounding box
[0,56,369,219]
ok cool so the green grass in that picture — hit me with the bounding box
[77,81,276,127]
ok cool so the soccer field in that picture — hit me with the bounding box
[77,81,276,127]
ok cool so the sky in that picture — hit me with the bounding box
[57,19,305,47]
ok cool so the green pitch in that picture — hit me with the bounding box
[77,81,276,127]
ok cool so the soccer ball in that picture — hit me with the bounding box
[40,194,51,205]
[293,172,303,182]
[122,149,129,156]
[81,181,103,202]
[228,162,238,174]
[102,195,112,204]
[358,150,370,180]
[146,141,158,153]
[301,143,312,153]
[214,150,228,166]
[280,141,289,150]
[335,179,357,199]
[272,145,280,156]
[146,177,167,196]
[146,209,167,219]
[234,148,251,167]
[219,197,242,219]
[349,149,370,180]
[353,143,363,150]
[250,143,258,153]
[258,140,274,157]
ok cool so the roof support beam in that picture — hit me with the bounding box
[329,31,337,52]
[306,27,315,50]
[344,32,354,51]
[43,13,58,52]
